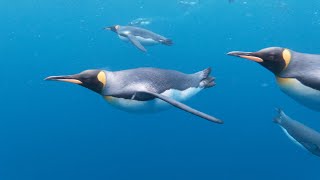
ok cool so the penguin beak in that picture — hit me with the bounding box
[227,51,264,63]
[44,74,82,84]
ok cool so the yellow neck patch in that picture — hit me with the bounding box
[282,49,291,70]
[103,96,113,102]
[276,77,295,86]
[97,71,106,86]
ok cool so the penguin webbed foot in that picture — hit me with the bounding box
[273,108,288,124]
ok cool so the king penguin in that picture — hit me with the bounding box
[228,47,320,111]
[45,67,223,124]
[104,25,173,52]
[274,109,320,157]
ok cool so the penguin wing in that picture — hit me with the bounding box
[137,90,223,124]
[127,34,147,52]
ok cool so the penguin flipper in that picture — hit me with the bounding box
[127,34,147,52]
[137,91,223,124]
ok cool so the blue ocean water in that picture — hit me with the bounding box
[1,0,320,179]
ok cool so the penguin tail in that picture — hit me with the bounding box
[160,38,173,46]
[196,67,215,88]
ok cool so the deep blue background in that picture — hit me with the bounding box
[1,0,320,179]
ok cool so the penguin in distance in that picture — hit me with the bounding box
[104,25,173,52]
[45,67,223,124]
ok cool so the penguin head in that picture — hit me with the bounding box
[227,47,292,75]
[104,25,120,32]
[45,69,107,94]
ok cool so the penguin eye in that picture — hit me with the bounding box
[268,55,275,61]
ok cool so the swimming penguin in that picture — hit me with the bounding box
[274,109,320,157]
[227,47,320,111]
[45,67,223,124]
[128,18,152,27]
[104,25,173,52]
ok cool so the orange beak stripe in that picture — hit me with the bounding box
[239,55,264,63]
[54,79,82,84]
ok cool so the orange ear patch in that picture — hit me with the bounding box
[282,49,291,69]
[97,71,106,86]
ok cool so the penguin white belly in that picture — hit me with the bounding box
[136,36,159,46]
[118,35,159,46]
[276,77,320,111]
[103,87,202,113]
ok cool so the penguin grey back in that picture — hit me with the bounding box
[102,67,214,100]
[274,109,320,157]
